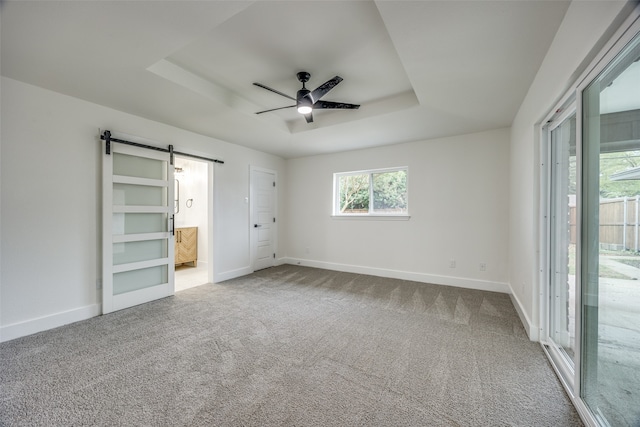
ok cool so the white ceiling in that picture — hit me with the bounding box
[1,1,571,159]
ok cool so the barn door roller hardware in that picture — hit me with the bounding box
[100,130,224,165]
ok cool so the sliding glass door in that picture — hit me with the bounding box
[580,31,640,426]
[548,110,577,377]
[544,17,640,426]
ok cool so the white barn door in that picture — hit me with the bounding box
[102,143,175,314]
[251,168,276,271]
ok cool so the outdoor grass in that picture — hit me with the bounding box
[615,258,640,270]
[567,244,633,280]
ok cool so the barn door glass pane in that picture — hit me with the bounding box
[113,183,167,206]
[113,152,166,180]
[549,112,577,367]
[581,32,640,426]
[113,240,168,265]
[113,265,169,295]
[112,213,167,235]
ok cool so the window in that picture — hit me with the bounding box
[334,167,408,216]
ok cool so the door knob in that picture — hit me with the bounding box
[254,224,262,228]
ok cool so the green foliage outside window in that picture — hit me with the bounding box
[566,151,640,199]
[338,169,407,214]
[339,174,369,213]
[373,171,407,211]
[599,151,640,198]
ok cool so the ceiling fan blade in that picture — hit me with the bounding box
[314,100,360,110]
[255,105,296,114]
[304,112,314,123]
[309,76,343,103]
[253,82,296,101]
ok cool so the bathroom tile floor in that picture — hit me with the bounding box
[175,263,209,292]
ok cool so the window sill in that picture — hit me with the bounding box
[331,214,411,221]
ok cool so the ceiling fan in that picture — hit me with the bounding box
[253,71,360,123]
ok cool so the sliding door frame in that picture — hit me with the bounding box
[539,7,640,427]
[540,101,580,395]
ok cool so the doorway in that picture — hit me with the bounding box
[174,156,213,291]
[542,22,640,427]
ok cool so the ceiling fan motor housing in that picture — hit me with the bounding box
[296,88,312,112]
[297,72,312,107]
[297,88,311,103]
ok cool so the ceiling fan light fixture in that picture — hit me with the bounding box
[297,97,312,115]
[297,105,312,115]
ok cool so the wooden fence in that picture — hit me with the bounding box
[570,196,640,251]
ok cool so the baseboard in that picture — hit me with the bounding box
[214,266,253,283]
[281,257,510,294]
[509,290,538,341]
[0,303,101,343]
[0,263,517,342]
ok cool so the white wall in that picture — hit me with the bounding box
[0,77,285,341]
[284,128,510,292]
[509,0,634,339]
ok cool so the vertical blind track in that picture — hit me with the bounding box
[100,130,224,164]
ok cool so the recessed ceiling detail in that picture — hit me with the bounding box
[151,1,418,134]
[2,0,572,158]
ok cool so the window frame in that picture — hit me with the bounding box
[332,166,409,218]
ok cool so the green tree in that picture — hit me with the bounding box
[339,170,408,213]
[599,151,640,198]
[340,174,369,212]
[373,170,407,211]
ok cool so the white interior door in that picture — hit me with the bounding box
[102,143,175,314]
[251,169,276,271]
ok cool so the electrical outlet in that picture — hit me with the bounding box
[479,262,487,272]
[449,260,456,268]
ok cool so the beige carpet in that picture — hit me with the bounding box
[0,265,582,426]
